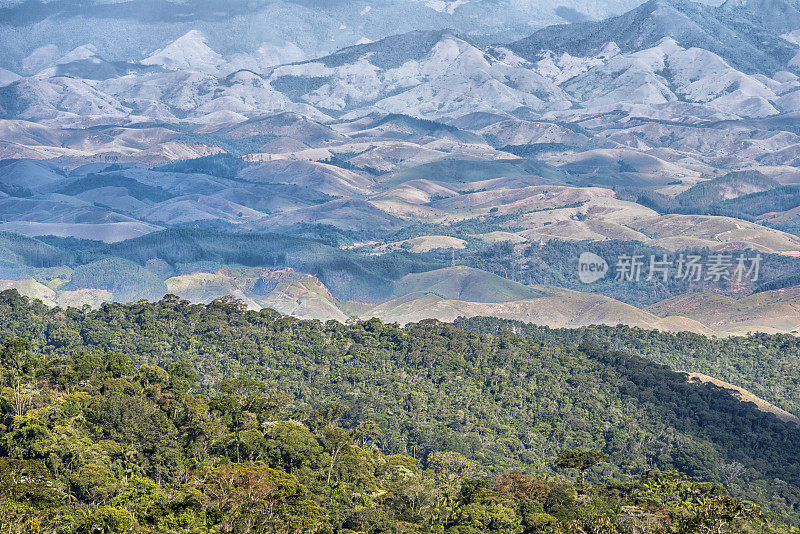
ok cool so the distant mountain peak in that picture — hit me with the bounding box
[417,0,473,15]
[141,30,223,74]
[56,44,99,65]
[720,0,800,33]
[508,0,800,75]
[314,29,458,69]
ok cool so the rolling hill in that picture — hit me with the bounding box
[391,266,548,302]
[647,286,800,334]
[0,0,799,335]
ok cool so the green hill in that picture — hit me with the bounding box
[718,185,800,219]
[96,228,439,302]
[62,257,168,303]
[392,266,548,302]
[0,231,69,274]
[456,316,800,422]
[2,291,800,523]
[0,326,786,533]
[676,171,779,209]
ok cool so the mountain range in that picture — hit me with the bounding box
[6,4,800,532]
[2,0,800,128]
[0,0,724,74]
[1,0,800,336]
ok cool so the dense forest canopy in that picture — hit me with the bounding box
[2,290,800,532]
[456,317,800,418]
[0,335,786,533]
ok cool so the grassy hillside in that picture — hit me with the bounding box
[0,232,69,274]
[636,173,800,234]
[675,171,780,208]
[0,228,800,324]
[646,289,800,334]
[392,266,547,302]
[365,286,691,331]
[96,229,439,302]
[446,238,800,307]
[62,257,168,303]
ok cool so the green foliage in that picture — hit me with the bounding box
[78,506,135,534]
[0,232,69,276]
[153,153,246,180]
[62,258,167,303]
[428,451,479,488]
[675,171,780,210]
[0,346,791,532]
[0,458,57,504]
[555,450,607,484]
[457,316,800,417]
[0,293,800,528]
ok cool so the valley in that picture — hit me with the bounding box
[3,0,800,532]
[2,0,800,338]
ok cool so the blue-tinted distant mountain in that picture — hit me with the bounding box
[721,0,800,34]
[307,30,456,70]
[268,30,571,118]
[1,0,800,337]
[0,0,721,73]
[3,0,799,125]
[508,0,800,75]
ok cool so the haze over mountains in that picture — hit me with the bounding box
[7,6,800,532]
[0,0,721,73]
[4,0,800,125]
[2,0,800,335]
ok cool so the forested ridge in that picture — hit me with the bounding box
[6,228,800,309]
[2,290,800,531]
[456,318,800,419]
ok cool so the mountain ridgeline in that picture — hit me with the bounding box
[2,1,800,532]
[2,289,800,529]
[4,0,800,334]
[508,0,800,75]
